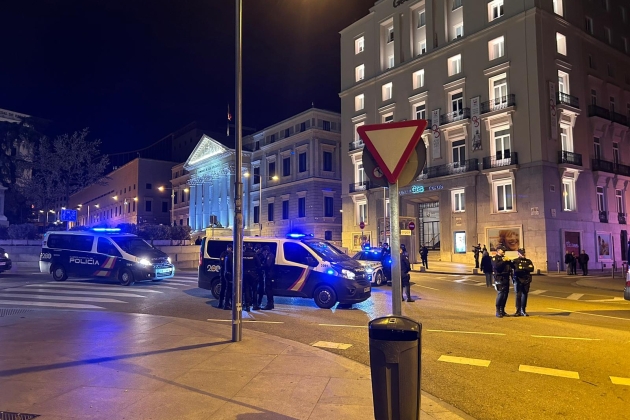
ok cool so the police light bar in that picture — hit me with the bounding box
[286,233,315,239]
[92,228,121,232]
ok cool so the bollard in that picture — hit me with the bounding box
[557,261,560,273]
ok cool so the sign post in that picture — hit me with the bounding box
[357,120,427,316]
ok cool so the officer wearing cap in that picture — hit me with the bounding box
[512,248,535,316]
[492,245,513,318]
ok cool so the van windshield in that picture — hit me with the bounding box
[111,236,154,255]
[302,240,350,262]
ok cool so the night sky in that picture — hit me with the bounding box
[2,0,375,154]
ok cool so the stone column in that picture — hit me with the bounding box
[202,182,211,228]
[220,175,229,227]
[226,173,235,228]
[188,185,197,231]
[0,186,8,226]
[195,183,203,230]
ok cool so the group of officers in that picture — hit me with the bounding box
[217,243,276,312]
[492,246,535,318]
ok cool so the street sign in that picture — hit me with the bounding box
[60,209,77,222]
[359,221,365,230]
[409,221,415,231]
[362,139,426,189]
[401,230,412,236]
[357,120,428,184]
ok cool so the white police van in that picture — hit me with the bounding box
[198,234,371,309]
[39,228,175,286]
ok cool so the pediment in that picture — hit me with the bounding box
[184,135,232,169]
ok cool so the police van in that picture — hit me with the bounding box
[39,228,175,286]
[198,235,371,309]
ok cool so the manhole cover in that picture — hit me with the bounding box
[0,412,40,420]
[0,308,32,317]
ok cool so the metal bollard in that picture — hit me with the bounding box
[557,261,560,273]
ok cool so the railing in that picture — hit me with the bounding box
[612,112,629,127]
[426,158,478,178]
[587,104,611,119]
[482,152,518,169]
[615,163,630,176]
[558,150,582,166]
[556,92,580,109]
[349,140,364,151]
[349,181,370,193]
[599,210,609,223]
[480,94,516,114]
[439,108,471,125]
[618,213,627,225]
[592,158,614,172]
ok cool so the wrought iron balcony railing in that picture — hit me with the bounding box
[599,210,608,223]
[349,181,370,193]
[558,150,582,166]
[480,94,516,114]
[482,152,518,169]
[615,163,630,177]
[587,104,611,119]
[349,140,364,151]
[592,158,614,172]
[618,212,627,225]
[426,158,478,178]
[611,111,629,127]
[439,108,471,125]
[556,92,580,109]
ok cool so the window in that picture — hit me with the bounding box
[355,64,365,82]
[255,139,260,150]
[556,33,567,55]
[589,55,594,69]
[450,91,464,113]
[298,152,307,173]
[553,0,563,16]
[418,9,426,27]
[452,140,466,166]
[454,23,464,39]
[298,197,306,217]
[388,55,395,69]
[323,121,331,131]
[282,200,289,220]
[616,189,624,213]
[283,243,314,266]
[560,126,573,152]
[300,122,306,132]
[145,200,152,212]
[562,179,576,211]
[488,0,504,20]
[415,103,426,120]
[585,17,593,34]
[452,189,465,212]
[448,54,462,76]
[597,186,606,211]
[146,183,152,190]
[47,234,94,252]
[253,166,260,184]
[174,191,178,204]
[594,137,601,159]
[325,231,333,241]
[355,94,365,111]
[496,181,514,212]
[133,201,136,212]
[382,82,393,101]
[557,70,569,94]
[452,0,462,11]
[323,151,333,172]
[355,160,366,185]
[610,97,616,114]
[382,113,394,123]
[490,74,508,108]
[605,27,612,44]
[488,37,505,61]
[418,40,427,55]
[355,36,365,54]
[356,200,368,224]
[267,203,274,222]
[354,121,364,142]
[494,128,511,160]
[282,157,291,177]
[268,161,276,180]
[613,142,620,164]
[387,26,394,43]
[162,201,168,213]
[253,205,260,223]
[413,69,425,89]
[591,89,597,105]
[324,196,334,217]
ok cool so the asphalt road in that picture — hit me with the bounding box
[1,269,629,420]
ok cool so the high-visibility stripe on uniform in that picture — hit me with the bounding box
[288,269,309,292]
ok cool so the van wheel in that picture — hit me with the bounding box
[211,279,221,299]
[51,264,68,282]
[313,285,337,309]
[373,271,384,286]
[119,269,135,286]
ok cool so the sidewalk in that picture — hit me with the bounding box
[0,310,474,420]
[411,260,479,276]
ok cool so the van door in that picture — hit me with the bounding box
[95,237,122,277]
[276,242,317,296]
[65,235,97,277]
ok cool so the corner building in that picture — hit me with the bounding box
[340,0,630,270]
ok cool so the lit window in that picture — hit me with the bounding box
[355,160,366,186]
[356,200,368,224]
[452,0,462,11]
[488,36,505,60]
[557,70,569,94]
[553,0,563,16]
[448,54,462,76]
[493,128,511,161]
[605,27,612,44]
[560,126,573,152]
[415,103,426,120]
[413,69,425,89]
[355,64,365,82]
[556,33,567,55]
[452,139,466,166]
[355,94,364,111]
[355,36,365,54]
[585,17,593,34]
[354,121,364,142]
[382,82,393,101]
[450,91,464,114]
[417,9,426,27]
[452,189,465,213]
[388,55,394,69]
[454,23,464,39]
[562,179,576,211]
[489,73,508,109]
[488,0,504,21]
[616,189,624,213]
[418,40,427,55]
[387,26,394,43]
[596,186,606,212]
[495,180,514,212]
[594,137,601,159]
[382,113,394,123]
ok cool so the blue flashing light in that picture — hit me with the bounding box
[364,246,371,250]
[388,259,392,264]
[326,269,335,275]
[92,228,121,233]
[287,233,306,239]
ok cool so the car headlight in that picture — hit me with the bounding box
[167,257,172,264]
[138,258,152,266]
[3,253,8,259]
[341,269,356,279]
[365,267,374,274]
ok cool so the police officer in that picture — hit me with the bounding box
[261,245,276,310]
[512,248,535,316]
[253,244,265,310]
[401,244,414,302]
[492,245,513,318]
[243,243,262,312]
[220,244,234,310]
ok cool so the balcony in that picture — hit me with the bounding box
[618,212,627,225]
[587,104,610,120]
[426,158,478,179]
[558,150,582,166]
[615,162,630,177]
[592,158,614,173]
[556,92,580,109]
[611,111,629,127]
[349,180,370,193]
[349,140,364,151]
[480,94,516,114]
[482,152,518,170]
[440,108,470,125]
[599,210,608,224]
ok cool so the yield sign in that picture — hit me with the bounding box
[357,120,428,184]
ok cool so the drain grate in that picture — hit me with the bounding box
[0,412,40,420]
[0,308,32,317]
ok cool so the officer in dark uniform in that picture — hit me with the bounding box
[253,244,265,310]
[243,243,261,312]
[492,245,513,318]
[512,248,535,316]
[261,245,276,310]
[220,244,234,310]
[401,244,414,302]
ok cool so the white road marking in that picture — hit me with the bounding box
[206,319,284,324]
[438,355,491,367]
[548,307,630,321]
[519,365,579,379]
[566,293,584,300]
[312,341,352,350]
[0,300,104,309]
[160,279,196,284]
[40,283,164,293]
[318,323,368,328]
[529,290,546,295]
[472,282,487,286]
[11,288,147,298]
[531,335,602,341]
[414,284,440,291]
[0,293,126,303]
[427,329,505,336]
[454,279,469,283]
[610,376,630,386]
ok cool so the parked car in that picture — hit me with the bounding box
[625,268,630,300]
[0,247,12,273]
[352,249,388,286]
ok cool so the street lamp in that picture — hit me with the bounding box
[159,186,175,226]
[244,172,278,236]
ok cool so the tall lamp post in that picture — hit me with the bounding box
[244,173,278,236]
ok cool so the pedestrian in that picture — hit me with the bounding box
[420,245,429,269]
[564,250,573,275]
[512,248,535,316]
[261,245,276,310]
[242,243,262,312]
[219,244,233,310]
[570,252,578,275]
[492,245,513,318]
[481,250,493,287]
[253,244,265,310]
[482,245,488,254]
[194,235,202,246]
[473,243,481,269]
[578,250,590,276]
[400,245,414,302]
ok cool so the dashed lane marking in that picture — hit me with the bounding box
[610,376,630,386]
[529,290,546,295]
[427,329,505,336]
[160,279,197,284]
[413,284,440,291]
[531,335,602,341]
[519,365,579,379]
[566,293,585,300]
[548,307,630,321]
[11,288,147,298]
[207,319,284,324]
[0,300,104,309]
[312,341,352,350]
[0,293,126,303]
[318,323,368,328]
[43,282,164,293]
[438,355,491,367]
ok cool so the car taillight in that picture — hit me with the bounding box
[199,249,203,266]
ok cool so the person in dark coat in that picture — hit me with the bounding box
[420,245,429,269]
[194,236,202,246]
[472,243,481,268]
[260,245,276,310]
[564,251,574,275]
[570,252,578,275]
[578,250,590,276]
[480,250,493,287]
[242,243,262,312]
[219,244,233,310]
[400,245,414,302]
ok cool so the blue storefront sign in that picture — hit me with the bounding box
[410,184,444,194]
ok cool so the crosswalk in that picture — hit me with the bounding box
[0,275,199,310]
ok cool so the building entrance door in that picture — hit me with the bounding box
[419,202,440,250]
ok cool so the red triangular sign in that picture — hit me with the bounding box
[357,120,428,184]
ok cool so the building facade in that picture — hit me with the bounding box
[340,0,630,270]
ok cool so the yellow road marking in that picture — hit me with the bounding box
[610,376,630,385]
[318,323,367,328]
[519,365,579,379]
[427,329,505,336]
[548,307,630,321]
[438,355,491,367]
[531,335,601,341]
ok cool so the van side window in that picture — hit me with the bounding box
[283,243,314,266]
[97,237,121,257]
[207,241,229,258]
[47,234,94,252]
